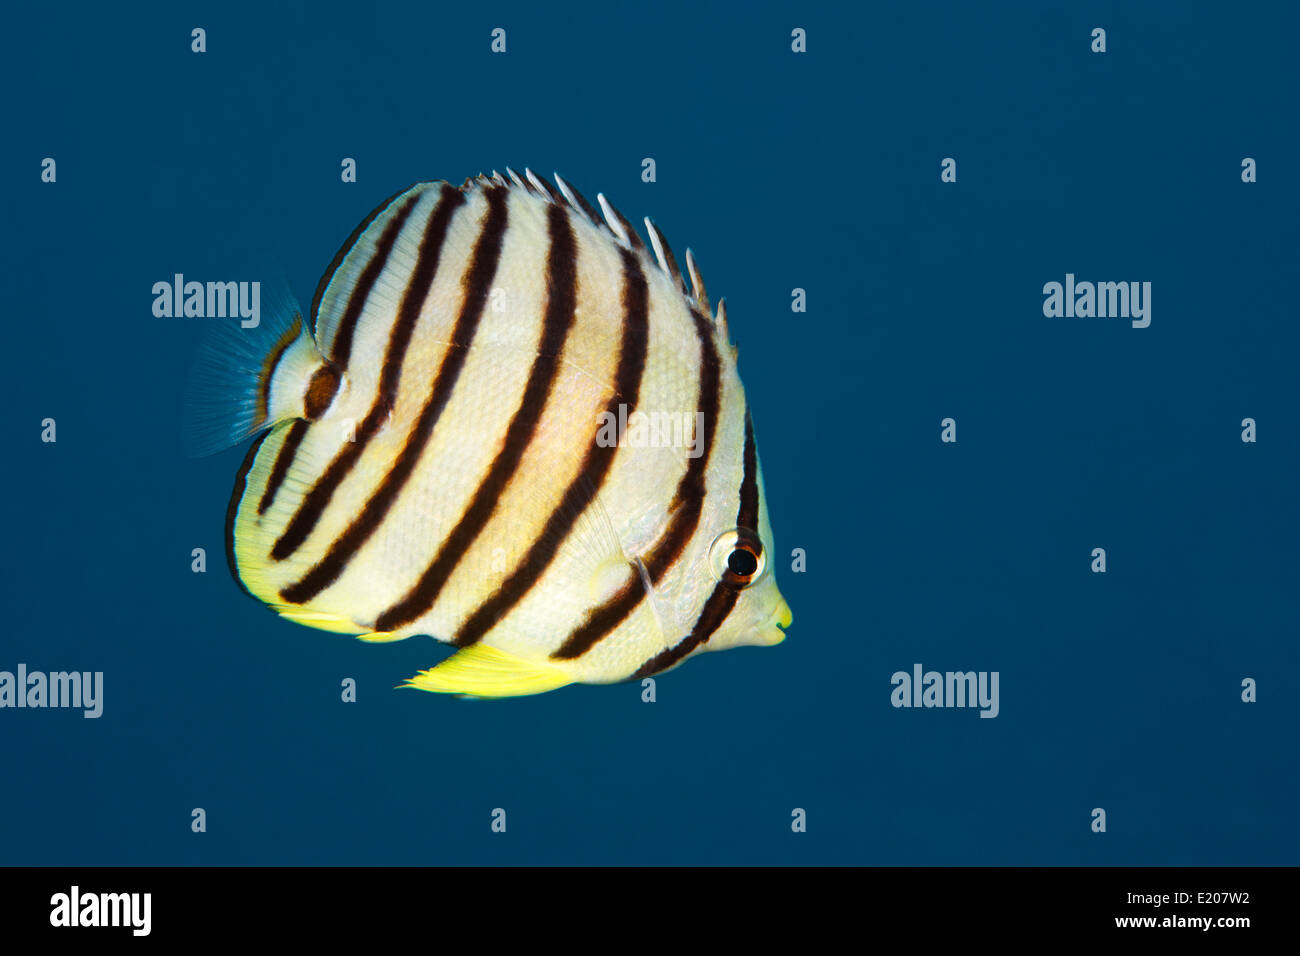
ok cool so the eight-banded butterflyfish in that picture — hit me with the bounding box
[187,169,791,697]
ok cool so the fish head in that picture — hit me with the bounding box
[694,516,791,654]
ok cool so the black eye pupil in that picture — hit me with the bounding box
[727,548,758,577]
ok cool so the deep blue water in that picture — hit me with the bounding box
[2,1,1296,865]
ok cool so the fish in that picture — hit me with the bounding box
[188,169,791,697]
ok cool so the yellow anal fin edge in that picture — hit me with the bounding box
[404,644,575,699]
[356,630,405,643]
[269,604,409,645]
[272,604,367,635]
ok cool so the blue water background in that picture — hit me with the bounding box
[2,1,1296,864]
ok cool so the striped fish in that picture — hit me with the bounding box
[191,169,791,697]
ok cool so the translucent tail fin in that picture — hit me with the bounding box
[183,279,334,457]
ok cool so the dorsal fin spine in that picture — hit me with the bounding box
[524,168,558,203]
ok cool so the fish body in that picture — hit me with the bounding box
[201,170,789,697]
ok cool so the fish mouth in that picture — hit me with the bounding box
[775,598,793,630]
[764,598,793,645]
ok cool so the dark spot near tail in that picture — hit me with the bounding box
[304,364,341,420]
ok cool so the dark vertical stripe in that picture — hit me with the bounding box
[258,420,309,515]
[226,430,271,597]
[372,203,581,629]
[280,187,517,605]
[632,410,758,679]
[310,185,414,342]
[326,191,423,366]
[255,315,302,427]
[641,311,721,581]
[438,245,651,648]
[269,184,470,562]
[259,191,424,520]
[735,411,760,530]
[550,305,722,660]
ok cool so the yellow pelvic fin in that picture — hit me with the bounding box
[356,631,405,643]
[270,604,409,644]
[272,604,366,635]
[404,643,575,699]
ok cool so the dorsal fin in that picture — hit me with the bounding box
[644,218,686,293]
[596,193,644,251]
[685,248,711,315]
[552,172,602,227]
[524,168,558,203]
[716,297,731,344]
[491,170,717,314]
[506,167,531,193]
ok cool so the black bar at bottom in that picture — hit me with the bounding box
[0,866,1279,941]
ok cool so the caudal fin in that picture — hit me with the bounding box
[183,281,335,457]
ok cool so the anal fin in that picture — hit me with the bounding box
[404,644,574,698]
[272,604,367,634]
[356,631,405,643]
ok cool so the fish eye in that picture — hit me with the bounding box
[708,528,766,590]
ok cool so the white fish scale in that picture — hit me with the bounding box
[229,421,292,600]
[328,187,552,626]
[255,187,468,596]
[314,184,439,372]
[406,201,628,646]
[238,359,374,597]
[466,219,731,678]
[664,357,749,638]
[565,354,748,682]
[253,189,489,609]
[339,194,434,399]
